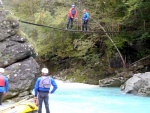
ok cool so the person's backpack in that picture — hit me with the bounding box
[39,76,51,88]
[71,9,76,16]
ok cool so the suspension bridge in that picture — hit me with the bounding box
[18,0,148,68]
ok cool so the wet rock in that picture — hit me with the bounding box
[3,57,40,100]
[0,8,40,101]
[0,41,35,67]
[99,76,127,87]
[18,91,30,97]
[121,72,150,96]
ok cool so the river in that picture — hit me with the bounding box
[49,80,150,113]
[2,80,150,113]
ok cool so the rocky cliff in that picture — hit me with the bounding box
[0,8,40,101]
[121,72,150,96]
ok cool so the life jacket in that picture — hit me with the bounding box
[0,76,5,87]
[82,12,89,21]
[71,9,76,16]
[39,76,51,88]
[68,8,78,18]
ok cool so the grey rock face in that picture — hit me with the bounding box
[0,10,40,100]
[0,40,34,67]
[121,72,150,96]
[99,76,127,87]
[4,57,40,99]
[0,17,19,41]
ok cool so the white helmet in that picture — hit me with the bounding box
[41,68,49,74]
[0,68,4,73]
[72,4,75,8]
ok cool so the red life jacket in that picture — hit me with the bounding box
[68,8,78,18]
[0,76,5,86]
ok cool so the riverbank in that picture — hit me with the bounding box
[1,80,150,113]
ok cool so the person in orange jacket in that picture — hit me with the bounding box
[66,4,78,30]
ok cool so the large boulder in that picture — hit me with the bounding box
[0,40,34,67]
[0,9,40,101]
[0,11,19,41]
[99,76,127,87]
[3,57,40,100]
[0,11,35,67]
[121,72,150,96]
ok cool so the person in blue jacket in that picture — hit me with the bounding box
[34,68,58,113]
[82,9,89,32]
[0,68,9,105]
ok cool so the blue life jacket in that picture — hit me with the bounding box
[82,12,89,21]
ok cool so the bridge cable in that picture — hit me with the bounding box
[19,20,121,34]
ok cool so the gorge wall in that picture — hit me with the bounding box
[0,8,40,101]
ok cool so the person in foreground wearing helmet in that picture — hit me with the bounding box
[82,9,89,32]
[0,68,9,105]
[66,4,78,30]
[34,68,58,113]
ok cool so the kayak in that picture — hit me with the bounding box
[0,102,38,113]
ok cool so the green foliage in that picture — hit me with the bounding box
[3,0,150,81]
[140,32,150,40]
[106,36,127,51]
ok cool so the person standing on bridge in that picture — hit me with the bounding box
[82,9,89,32]
[34,68,58,113]
[0,68,9,105]
[66,4,78,30]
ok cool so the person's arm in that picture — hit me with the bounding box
[50,78,58,94]
[69,8,73,18]
[75,9,78,19]
[34,78,40,97]
[86,13,89,20]
[4,77,9,93]
[82,13,85,21]
[82,13,88,21]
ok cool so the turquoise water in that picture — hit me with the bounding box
[46,80,150,113]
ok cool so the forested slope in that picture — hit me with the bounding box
[3,0,150,84]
